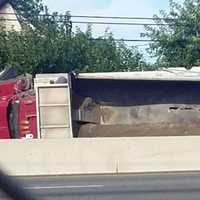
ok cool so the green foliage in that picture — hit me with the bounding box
[0,0,148,74]
[9,0,44,25]
[146,0,200,68]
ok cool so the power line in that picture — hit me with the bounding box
[0,16,171,43]
[0,34,155,43]
[0,30,156,43]
[71,15,176,21]
[0,13,176,21]
[72,21,169,26]
[133,44,150,47]
[92,38,155,42]
[0,18,174,26]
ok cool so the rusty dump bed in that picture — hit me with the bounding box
[71,68,200,137]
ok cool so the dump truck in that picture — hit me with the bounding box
[71,69,200,138]
[1,67,200,139]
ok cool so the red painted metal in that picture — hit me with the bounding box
[17,91,37,139]
[0,79,16,98]
[0,97,10,139]
[0,76,37,139]
[0,79,17,139]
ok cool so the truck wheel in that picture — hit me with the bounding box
[8,104,20,139]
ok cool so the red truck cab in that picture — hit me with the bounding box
[0,68,37,139]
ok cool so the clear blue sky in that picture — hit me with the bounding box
[42,0,183,61]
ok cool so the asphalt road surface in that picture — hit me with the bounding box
[1,173,200,200]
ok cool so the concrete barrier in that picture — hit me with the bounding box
[0,137,200,176]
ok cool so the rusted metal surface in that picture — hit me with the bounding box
[73,97,101,124]
[71,78,200,137]
[77,104,200,137]
[100,105,200,125]
[78,123,200,137]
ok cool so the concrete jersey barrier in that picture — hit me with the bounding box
[0,137,200,176]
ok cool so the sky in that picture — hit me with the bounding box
[42,0,184,61]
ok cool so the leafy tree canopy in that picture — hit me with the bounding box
[146,0,200,68]
[0,0,149,74]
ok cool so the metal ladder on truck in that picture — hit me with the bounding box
[34,74,73,139]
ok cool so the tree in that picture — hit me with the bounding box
[0,30,8,69]
[146,0,200,68]
[9,0,44,25]
[0,1,148,74]
[117,42,148,71]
